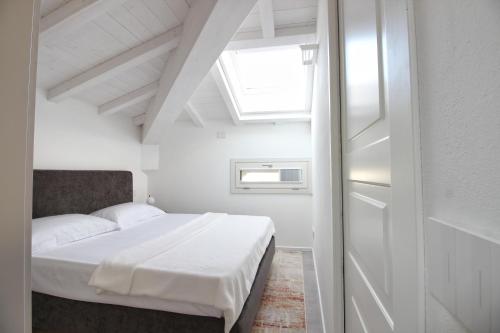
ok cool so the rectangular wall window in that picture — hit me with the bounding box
[231,159,311,194]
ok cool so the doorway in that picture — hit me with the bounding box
[337,0,424,332]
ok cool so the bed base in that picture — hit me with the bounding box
[33,237,275,333]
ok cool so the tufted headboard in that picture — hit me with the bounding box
[32,170,133,218]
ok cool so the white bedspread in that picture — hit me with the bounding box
[89,212,275,333]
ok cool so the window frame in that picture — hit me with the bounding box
[230,158,312,194]
[217,43,316,123]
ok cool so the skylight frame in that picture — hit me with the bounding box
[217,43,316,123]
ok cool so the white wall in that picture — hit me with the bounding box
[311,0,334,330]
[311,0,343,332]
[147,120,313,247]
[414,0,500,331]
[0,1,38,332]
[34,90,148,202]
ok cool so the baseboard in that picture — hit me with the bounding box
[312,249,327,333]
[276,245,313,251]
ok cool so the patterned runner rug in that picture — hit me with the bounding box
[252,250,307,333]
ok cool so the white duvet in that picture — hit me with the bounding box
[89,213,275,333]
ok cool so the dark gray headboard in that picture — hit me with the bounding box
[33,170,133,218]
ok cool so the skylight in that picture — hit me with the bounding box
[219,45,313,117]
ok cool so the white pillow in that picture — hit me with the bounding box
[91,202,166,229]
[32,214,119,254]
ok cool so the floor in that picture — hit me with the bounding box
[302,250,324,333]
[252,248,324,333]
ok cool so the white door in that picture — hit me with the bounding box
[340,0,422,332]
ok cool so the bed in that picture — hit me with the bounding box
[32,170,276,333]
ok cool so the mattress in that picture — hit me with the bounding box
[32,213,223,318]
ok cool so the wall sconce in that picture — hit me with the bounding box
[147,195,156,205]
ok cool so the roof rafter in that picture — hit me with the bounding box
[257,0,275,38]
[142,0,258,143]
[184,102,205,128]
[99,82,159,116]
[210,60,241,126]
[47,26,182,102]
[40,0,128,44]
[227,24,316,50]
[133,114,146,126]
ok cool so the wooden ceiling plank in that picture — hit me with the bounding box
[227,24,316,50]
[164,0,190,22]
[47,26,182,102]
[40,0,129,44]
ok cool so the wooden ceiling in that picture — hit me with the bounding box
[37,0,318,142]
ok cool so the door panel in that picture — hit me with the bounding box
[344,0,384,139]
[341,0,420,331]
[349,253,394,333]
[342,0,393,331]
[350,298,369,333]
[347,136,391,185]
[349,183,391,302]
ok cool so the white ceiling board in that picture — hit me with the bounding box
[47,26,180,101]
[40,0,133,45]
[274,6,317,28]
[123,0,178,36]
[38,0,317,128]
[74,61,163,106]
[37,0,182,92]
[93,13,142,46]
[190,100,232,120]
[238,0,317,33]
[190,74,223,102]
[163,0,190,22]
[190,73,232,121]
[239,12,261,33]
[176,111,192,122]
[77,83,125,106]
[148,53,170,72]
[273,0,317,11]
[40,0,71,17]
[37,46,86,88]
[116,98,153,117]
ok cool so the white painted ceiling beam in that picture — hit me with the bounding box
[165,0,190,21]
[99,82,159,116]
[240,113,311,123]
[133,114,146,126]
[47,26,182,102]
[227,24,316,50]
[258,0,275,39]
[142,0,258,143]
[211,60,241,126]
[39,0,128,44]
[184,102,205,128]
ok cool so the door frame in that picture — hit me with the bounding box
[327,0,346,333]
[331,0,425,332]
[0,1,40,332]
